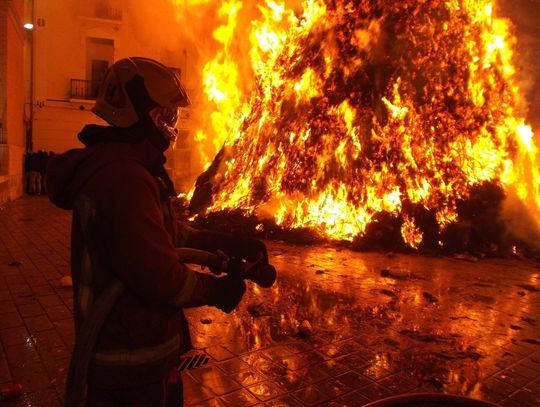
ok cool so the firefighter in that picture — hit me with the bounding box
[46,57,264,406]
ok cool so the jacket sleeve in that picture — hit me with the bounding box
[104,163,212,307]
[176,221,268,262]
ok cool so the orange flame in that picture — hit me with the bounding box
[174,0,539,247]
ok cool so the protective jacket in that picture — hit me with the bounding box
[47,125,211,389]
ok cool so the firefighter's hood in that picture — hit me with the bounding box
[47,125,136,210]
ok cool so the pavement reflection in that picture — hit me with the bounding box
[186,241,540,404]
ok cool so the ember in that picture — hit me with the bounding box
[176,0,540,252]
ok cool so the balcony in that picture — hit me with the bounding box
[78,1,123,22]
[70,79,101,100]
[94,3,122,21]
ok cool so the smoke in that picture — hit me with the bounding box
[123,0,221,89]
[497,0,540,128]
[496,0,540,251]
[500,188,540,253]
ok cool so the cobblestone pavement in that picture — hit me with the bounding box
[1,196,540,406]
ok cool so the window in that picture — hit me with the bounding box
[86,38,114,98]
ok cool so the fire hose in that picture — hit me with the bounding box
[64,247,276,407]
[176,248,276,288]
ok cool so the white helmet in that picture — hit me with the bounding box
[92,57,190,135]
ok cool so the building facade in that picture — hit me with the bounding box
[29,0,197,192]
[0,0,25,203]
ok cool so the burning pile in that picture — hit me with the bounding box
[179,0,540,253]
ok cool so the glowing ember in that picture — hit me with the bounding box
[175,0,540,248]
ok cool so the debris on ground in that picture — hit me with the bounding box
[398,329,453,343]
[379,289,398,299]
[380,268,430,283]
[428,377,447,390]
[521,338,540,345]
[423,292,438,304]
[297,320,313,337]
[60,275,73,287]
[247,302,266,317]
[453,253,479,262]
[467,294,495,304]
[437,349,482,361]
[246,302,273,317]
[383,338,400,348]
[380,269,407,279]
[517,284,540,292]
[450,315,477,321]
[521,317,537,326]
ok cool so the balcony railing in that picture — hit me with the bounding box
[94,4,122,21]
[70,79,101,100]
[78,1,122,21]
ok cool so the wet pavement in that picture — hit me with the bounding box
[1,196,540,406]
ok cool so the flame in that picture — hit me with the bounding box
[174,0,539,248]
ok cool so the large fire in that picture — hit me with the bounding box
[173,0,540,249]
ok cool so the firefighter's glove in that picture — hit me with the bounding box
[244,237,268,263]
[197,231,268,263]
[208,274,246,313]
[227,237,268,263]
